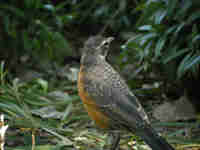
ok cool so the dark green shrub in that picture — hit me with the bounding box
[0,0,73,69]
[63,0,140,32]
[0,0,141,72]
[123,0,200,79]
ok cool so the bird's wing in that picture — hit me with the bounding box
[85,78,149,130]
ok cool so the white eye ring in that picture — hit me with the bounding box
[96,37,114,50]
[103,37,114,45]
[101,37,114,47]
[102,40,110,46]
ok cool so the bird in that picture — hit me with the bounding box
[78,35,175,150]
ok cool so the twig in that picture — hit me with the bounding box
[177,144,200,149]
[0,114,9,150]
[32,130,35,150]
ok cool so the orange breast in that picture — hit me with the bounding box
[78,66,109,129]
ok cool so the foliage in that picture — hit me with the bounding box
[0,0,74,68]
[0,0,142,72]
[123,0,200,79]
[63,0,140,32]
[0,65,87,150]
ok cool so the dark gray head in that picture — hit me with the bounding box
[81,35,114,65]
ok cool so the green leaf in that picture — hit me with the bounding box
[134,2,146,12]
[23,31,32,51]
[192,34,200,43]
[61,102,73,121]
[184,55,200,71]
[0,5,25,18]
[174,23,185,35]
[126,41,141,50]
[167,0,178,17]
[143,41,153,58]
[138,25,153,31]
[136,1,164,26]
[175,1,192,20]
[3,15,10,34]
[154,9,167,24]
[36,78,48,92]
[162,48,190,64]
[155,35,167,57]
[122,15,131,27]
[94,5,109,17]
[24,0,41,9]
[55,1,69,12]
[166,25,178,35]
[43,4,55,11]
[119,0,127,11]
[139,33,157,45]
[187,11,200,23]
[177,52,192,78]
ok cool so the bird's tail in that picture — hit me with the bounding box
[133,125,175,150]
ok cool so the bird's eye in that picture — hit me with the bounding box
[101,41,110,48]
[102,37,114,47]
[102,41,109,46]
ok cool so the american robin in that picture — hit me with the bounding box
[78,35,175,150]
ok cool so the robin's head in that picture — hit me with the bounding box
[81,35,114,65]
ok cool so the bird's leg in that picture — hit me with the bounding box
[110,131,120,150]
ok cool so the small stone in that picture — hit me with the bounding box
[153,95,196,122]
